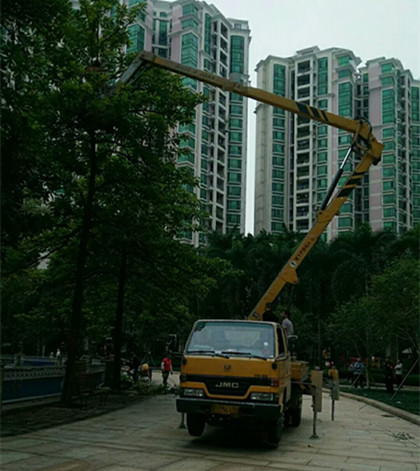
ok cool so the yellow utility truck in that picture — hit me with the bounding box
[118,51,383,444]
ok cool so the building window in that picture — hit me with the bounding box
[229,131,242,142]
[318,99,328,109]
[273,64,286,96]
[318,165,327,176]
[127,24,145,53]
[272,195,283,206]
[228,214,240,225]
[383,208,396,218]
[318,152,328,162]
[182,3,198,16]
[230,36,244,74]
[228,145,242,155]
[272,156,284,166]
[229,118,242,128]
[318,178,328,189]
[383,194,396,205]
[273,143,284,154]
[230,104,243,115]
[382,127,395,139]
[338,69,352,79]
[381,76,394,86]
[381,62,394,74]
[273,131,285,141]
[383,181,394,191]
[228,200,241,210]
[182,18,198,31]
[272,183,284,192]
[318,125,328,136]
[228,158,242,169]
[204,13,211,54]
[382,89,395,123]
[338,82,353,117]
[317,57,328,96]
[228,172,241,183]
[228,186,241,196]
[338,217,352,227]
[382,167,395,178]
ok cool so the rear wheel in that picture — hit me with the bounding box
[290,405,302,427]
[186,413,205,437]
[290,393,302,427]
[266,414,284,446]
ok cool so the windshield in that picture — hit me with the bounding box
[186,321,275,359]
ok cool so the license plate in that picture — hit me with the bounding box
[213,404,239,415]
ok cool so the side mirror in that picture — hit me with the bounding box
[287,335,298,345]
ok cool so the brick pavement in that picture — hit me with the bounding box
[1,389,419,471]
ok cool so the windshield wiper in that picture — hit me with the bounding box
[187,350,229,358]
[221,351,268,360]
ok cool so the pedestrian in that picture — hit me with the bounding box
[262,303,278,322]
[161,355,173,386]
[384,357,394,393]
[394,359,403,388]
[347,361,355,384]
[281,309,294,337]
[130,354,140,383]
[353,358,364,388]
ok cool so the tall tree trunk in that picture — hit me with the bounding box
[112,246,127,390]
[61,134,97,405]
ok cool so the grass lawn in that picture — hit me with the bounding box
[340,386,420,416]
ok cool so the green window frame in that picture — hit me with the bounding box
[182,3,198,16]
[318,165,327,176]
[338,216,352,228]
[381,63,394,74]
[383,207,396,218]
[318,152,328,162]
[338,55,351,66]
[228,172,241,183]
[228,186,241,196]
[383,194,396,205]
[383,181,394,191]
[228,158,242,169]
[127,24,145,53]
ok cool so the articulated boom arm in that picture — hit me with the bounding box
[119,51,383,321]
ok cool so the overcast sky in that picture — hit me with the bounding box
[176,0,420,233]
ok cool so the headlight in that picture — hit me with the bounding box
[183,388,205,397]
[250,392,274,402]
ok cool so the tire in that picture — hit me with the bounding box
[266,414,284,446]
[186,413,206,437]
[290,405,302,427]
[289,393,302,427]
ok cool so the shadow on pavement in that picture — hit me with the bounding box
[1,392,146,437]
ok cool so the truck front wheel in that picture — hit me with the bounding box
[266,414,283,446]
[186,413,205,437]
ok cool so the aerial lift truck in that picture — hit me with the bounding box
[117,51,383,444]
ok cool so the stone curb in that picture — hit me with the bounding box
[337,390,420,426]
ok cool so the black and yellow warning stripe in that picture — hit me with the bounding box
[338,171,366,198]
[296,103,329,123]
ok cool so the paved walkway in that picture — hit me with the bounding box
[1,389,419,471]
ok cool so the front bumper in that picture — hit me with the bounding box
[177,397,280,420]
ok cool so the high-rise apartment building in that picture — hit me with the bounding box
[255,46,420,239]
[125,0,251,245]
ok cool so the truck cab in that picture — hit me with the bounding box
[177,319,298,443]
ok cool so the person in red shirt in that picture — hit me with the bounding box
[161,355,173,386]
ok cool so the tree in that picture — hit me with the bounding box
[370,257,419,359]
[2,0,206,401]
